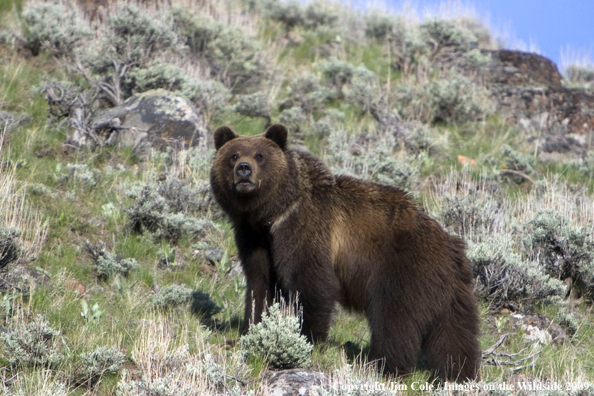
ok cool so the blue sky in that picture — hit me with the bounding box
[383,0,594,71]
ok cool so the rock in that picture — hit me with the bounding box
[203,247,224,265]
[509,312,567,345]
[444,49,594,156]
[482,50,562,88]
[267,369,328,396]
[91,89,208,151]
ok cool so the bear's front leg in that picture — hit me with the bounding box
[235,227,276,334]
[240,247,276,333]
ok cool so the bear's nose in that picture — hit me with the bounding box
[236,162,252,179]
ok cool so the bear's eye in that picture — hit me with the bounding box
[230,154,238,161]
[255,153,263,161]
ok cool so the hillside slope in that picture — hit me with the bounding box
[1,0,594,394]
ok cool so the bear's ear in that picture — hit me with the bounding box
[264,124,288,150]
[213,126,237,150]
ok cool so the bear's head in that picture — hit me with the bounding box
[210,124,292,216]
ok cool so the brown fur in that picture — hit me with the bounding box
[210,124,481,382]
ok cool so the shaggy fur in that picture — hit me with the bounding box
[210,124,481,382]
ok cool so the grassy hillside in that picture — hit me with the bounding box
[1,0,594,395]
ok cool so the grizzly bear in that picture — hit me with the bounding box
[210,124,481,382]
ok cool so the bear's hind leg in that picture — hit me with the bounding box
[422,307,480,382]
[367,297,422,376]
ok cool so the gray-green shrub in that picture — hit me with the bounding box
[151,285,221,319]
[81,5,180,104]
[151,284,193,309]
[320,57,358,98]
[232,92,272,125]
[280,72,335,114]
[123,179,215,243]
[1,314,63,368]
[327,130,418,190]
[279,106,307,133]
[239,303,312,369]
[522,209,594,297]
[468,237,567,308]
[421,18,478,60]
[502,145,535,174]
[172,8,265,92]
[437,193,500,237]
[394,74,493,123]
[182,79,230,121]
[555,310,579,337]
[20,1,91,57]
[85,241,138,279]
[264,0,305,31]
[79,346,126,381]
[365,11,397,40]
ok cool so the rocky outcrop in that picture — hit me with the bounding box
[267,369,328,396]
[464,50,594,157]
[90,89,208,151]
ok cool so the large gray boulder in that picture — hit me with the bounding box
[90,89,208,150]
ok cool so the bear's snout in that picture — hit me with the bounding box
[236,162,252,179]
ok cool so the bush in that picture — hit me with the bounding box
[79,346,126,381]
[468,237,567,308]
[239,303,312,369]
[575,151,594,178]
[389,16,428,75]
[124,61,188,95]
[1,314,63,368]
[20,1,91,57]
[151,284,193,309]
[182,79,230,122]
[97,5,178,69]
[394,74,493,123]
[555,310,579,337]
[116,371,193,396]
[280,72,335,115]
[81,5,180,104]
[172,8,265,92]
[427,74,492,123]
[264,0,305,30]
[0,227,21,269]
[437,193,500,237]
[85,241,138,279]
[345,68,380,115]
[157,177,200,213]
[327,130,418,190]
[64,163,97,188]
[565,64,594,89]
[151,285,221,319]
[279,106,307,133]
[232,92,272,125]
[502,145,535,174]
[522,210,594,297]
[365,11,397,40]
[304,1,340,30]
[420,17,478,60]
[123,179,214,243]
[320,57,356,98]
